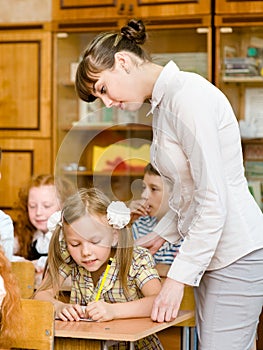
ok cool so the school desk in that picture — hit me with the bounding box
[54,309,194,350]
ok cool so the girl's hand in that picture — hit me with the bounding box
[151,278,184,322]
[56,303,85,321]
[86,300,115,322]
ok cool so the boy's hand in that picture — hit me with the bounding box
[135,232,165,255]
[130,199,150,222]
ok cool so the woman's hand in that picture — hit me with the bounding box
[86,300,115,322]
[151,278,185,322]
[56,303,85,321]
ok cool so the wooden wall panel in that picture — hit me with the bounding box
[0,150,32,208]
[0,41,39,129]
[0,139,52,214]
[0,30,52,138]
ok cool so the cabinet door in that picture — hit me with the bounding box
[0,139,52,218]
[215,18,263,126]
[135,0,211,18]
[53,21,212,201]
[54,22,212,143]
[52,0,136,21]
[53,0,211,21]
[54,18,212,141]
[215,18,263,218]
[0,28,52,138]
[215,0,263,15]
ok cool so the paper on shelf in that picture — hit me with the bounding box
[244,88,263,137]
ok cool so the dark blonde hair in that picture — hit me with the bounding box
[75,18,151,103]
[14,174,75,259]
[38,187,134,297]
[0,248,22,347]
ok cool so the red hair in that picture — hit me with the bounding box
[0,248,22,347]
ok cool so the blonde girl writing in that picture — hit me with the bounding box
[34,187,163,350]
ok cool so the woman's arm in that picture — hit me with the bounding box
[85,278,162,321]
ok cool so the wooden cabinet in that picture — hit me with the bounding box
[53,19,212,201]
[52,0,211,22]
[215,0,263,15]
[0,24,52,217]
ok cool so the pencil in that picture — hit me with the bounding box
[95,258,113,301]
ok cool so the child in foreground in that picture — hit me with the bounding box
[34,187,163,350]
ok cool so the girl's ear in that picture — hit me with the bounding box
[111,230,119,247]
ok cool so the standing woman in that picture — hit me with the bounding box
[75,19,263,350]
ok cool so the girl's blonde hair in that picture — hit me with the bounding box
[38,187,134,297]
[75,18,151,103]
[14,174,75,259]
[0,248,22,347]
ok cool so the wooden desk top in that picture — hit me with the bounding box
[55,310,194,342]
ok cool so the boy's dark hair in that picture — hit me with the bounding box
[144,163,160,176]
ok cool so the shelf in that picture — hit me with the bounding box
[63,170,145,176]
[242,138,263,144]
[62,123,152,132]
[222,76,263,83]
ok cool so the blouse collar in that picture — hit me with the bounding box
[148,60,180,116]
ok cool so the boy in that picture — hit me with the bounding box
[131,163,182,274]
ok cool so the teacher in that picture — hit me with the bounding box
[75,18,263,350]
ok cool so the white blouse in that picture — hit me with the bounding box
[150,61,263,286]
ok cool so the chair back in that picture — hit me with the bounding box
[0,298,55,349]
[11,260,35,298]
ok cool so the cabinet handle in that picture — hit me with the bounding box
[118,3,125,14]
[220,27,233,33]
[128,4,134,14]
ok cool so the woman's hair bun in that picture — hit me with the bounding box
[121,19,147,45]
